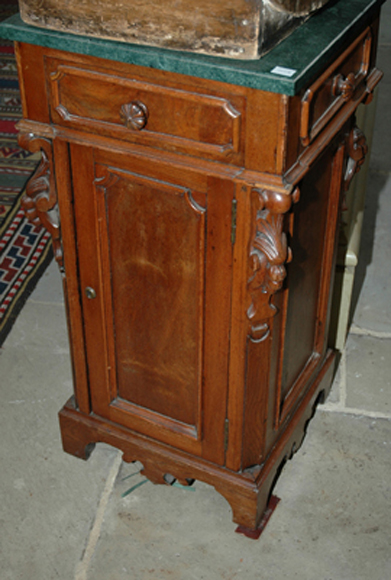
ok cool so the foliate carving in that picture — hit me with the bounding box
[343,125,368,192]
[18,132,63,268]
[247,188,299,342]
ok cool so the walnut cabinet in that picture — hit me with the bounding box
[13,6,382,532]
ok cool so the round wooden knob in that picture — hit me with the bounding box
[120,101,149,130]
[332,73,356,101]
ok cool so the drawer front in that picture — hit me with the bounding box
[46,57,246,164]
[300,27,373,146]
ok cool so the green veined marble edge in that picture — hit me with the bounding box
[0,0,384,96]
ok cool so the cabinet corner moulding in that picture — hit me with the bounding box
[17,132,63,268]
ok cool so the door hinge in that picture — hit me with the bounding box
[224,418,229,451]
[231,199,237,245]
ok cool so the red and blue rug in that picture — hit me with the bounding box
[0,38,53,346]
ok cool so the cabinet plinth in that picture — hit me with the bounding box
[11,3,383,532]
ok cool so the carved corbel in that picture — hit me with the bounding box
[247,187,299,342]
[343,124,368,193]
[18,132,63,268]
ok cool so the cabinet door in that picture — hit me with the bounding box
[70,143,233,464]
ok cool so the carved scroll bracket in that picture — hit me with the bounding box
[18,132,63,269]
[247,187,300,342]
[343,124,368,194]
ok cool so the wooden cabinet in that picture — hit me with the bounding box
[10,3,383,533]
[70,143,234,464]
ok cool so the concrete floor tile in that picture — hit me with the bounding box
[28,259,64,305]
[84,412,391,580]
[3,301,69,354]
[379,0,391,44]
[368,45,391,174]
[352,172,391,332]
[0,302,119,580]
[326,356,343,404]
[270,412,391,580]
[344,334,391,413]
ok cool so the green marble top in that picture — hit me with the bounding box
[0,0,384,96]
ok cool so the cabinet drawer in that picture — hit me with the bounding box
[300,27,373,146]
[46,57,245,164]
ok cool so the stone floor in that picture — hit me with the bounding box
[1,5,391,579]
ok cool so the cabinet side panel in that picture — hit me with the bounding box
[280,146,335,393]
[272,142,344,435]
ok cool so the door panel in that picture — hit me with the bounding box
[96,164,205,429]
[70,143,233,462]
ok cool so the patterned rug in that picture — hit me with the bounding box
[0,38,53,346]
